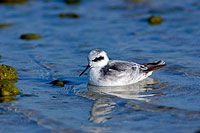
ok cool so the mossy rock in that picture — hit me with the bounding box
[0,81,19,96]
[0,0,28,4]
[59,13,80,18]
[20,33,42,40]
[65,0,81,4]
[0,23,13,28]
[148,16,162,25]
[0,64,18,81]
[49,80,70,87]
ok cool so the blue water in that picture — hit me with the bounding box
[0,0,200,132]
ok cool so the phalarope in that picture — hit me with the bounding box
[79,49,166,86]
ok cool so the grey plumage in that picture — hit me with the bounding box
[80,49,167,86]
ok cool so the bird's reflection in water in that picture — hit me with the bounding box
[84,78,166,123]
[87,78,164,101]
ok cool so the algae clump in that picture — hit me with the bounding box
[148,16,162,25]
[50,80,70,87]
[20,33,42,40]
[0,64,18,81]
[0,64,19,102]
[59,13,80,18]
[0,23,13,28]
[0,81,19,96]
[0,0,28,4]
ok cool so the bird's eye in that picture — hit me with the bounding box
[92,56,104,62]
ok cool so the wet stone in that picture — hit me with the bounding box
[147,16,162,25]
[20,33,42,40]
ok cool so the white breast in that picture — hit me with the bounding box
[88,66,152,86]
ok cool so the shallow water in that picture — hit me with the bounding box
[0,0,200,132]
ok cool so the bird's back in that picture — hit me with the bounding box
[88,60,147,86]
[89,60,166,86]
[101,60,143,77]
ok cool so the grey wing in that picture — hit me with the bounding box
[101,60,148,77]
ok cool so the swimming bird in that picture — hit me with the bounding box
[79,49,166,86]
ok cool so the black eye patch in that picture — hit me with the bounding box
[92,56,104,62]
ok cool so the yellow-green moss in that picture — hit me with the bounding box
[65,0,81,4]
[20,33,42,40]
[0,64,18,81]
[0,0,28,4]
[59,13,80,18]
[0,23,13,28]
[0,81,19,96]
[148,16,162,25]
[49,80,70,87]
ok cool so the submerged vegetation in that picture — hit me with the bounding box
[0,96,18,103]
[147,16,163,25]
[49,80,70,87]
[20,33,42,40]
[0,23,13,28]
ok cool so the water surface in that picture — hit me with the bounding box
[0,0,200,132]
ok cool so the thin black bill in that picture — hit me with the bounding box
[79,65,90,76]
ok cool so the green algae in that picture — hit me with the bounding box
[148,16,162,25]
[65,0,81,4]
[20,33,42,40]
[0,23,13,28]
[59,13,80,18]
[0,64,18,81]
[0,0,28,4]
[0,81,19,97]
[0,65,19,100]
[49,80,70,87]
